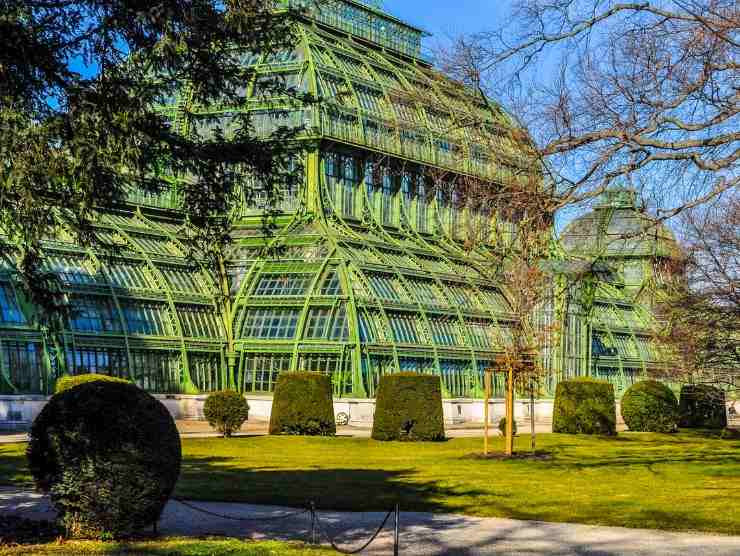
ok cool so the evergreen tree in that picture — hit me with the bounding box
[0,0,300,314]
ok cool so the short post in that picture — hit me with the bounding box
[394,503,400,556]
[310,501,317,545]
[483,369,492,455]
[505,364,515,456]
[530,378,536,453]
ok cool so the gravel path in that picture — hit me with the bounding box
[3,486,740,555]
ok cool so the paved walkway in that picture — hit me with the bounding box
[3,487,740,555]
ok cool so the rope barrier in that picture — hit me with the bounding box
[312,505,394,555]
[172,497,309,523]
[169,497,400,553]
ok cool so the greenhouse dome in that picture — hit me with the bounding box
[562,189,681,263]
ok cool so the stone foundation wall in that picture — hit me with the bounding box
[0,394,639,430]
[5,395,737,431]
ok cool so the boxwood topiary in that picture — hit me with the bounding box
[269,373,336,436]
[203,390,250,437]
[679,384,727,429]
[621,380,679,432]
[54,373,129,394]
[552,377,617,436]
[27,381,181,538]
[371,373,445,442]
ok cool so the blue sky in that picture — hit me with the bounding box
[381,1,504,39]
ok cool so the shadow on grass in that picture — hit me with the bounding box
[176,454,489,513]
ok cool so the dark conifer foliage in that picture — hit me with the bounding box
[0,0,299,313]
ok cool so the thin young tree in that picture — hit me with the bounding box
[420,120,558,455]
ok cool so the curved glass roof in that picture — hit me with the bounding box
[175,17,534,184]
[229,217,516,399]
[561,189,682,260]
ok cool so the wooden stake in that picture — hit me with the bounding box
[483,369,491,455]
[505,364,515,456]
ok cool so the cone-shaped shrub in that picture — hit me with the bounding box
[55,373,128,394]
[621,381,679,432]
[372,373,445,441]
[553,377,616,435]
[269,373,336,436]
[27,381,181,538]
[204,390,250,437]
[679,384,727,429]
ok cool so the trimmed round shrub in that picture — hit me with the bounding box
[27,381,181,538]
[269,373,336,436]
[679,384,727,429]
[553,378,617,436]
[55,373,128,394]
[203,390,250,437]
[498,417,517,437]
[371,373,445,442]
[621,381,679,432]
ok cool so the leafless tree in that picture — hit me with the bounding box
[438,0,738,220]
[657,194,739,394]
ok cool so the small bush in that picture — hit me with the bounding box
[27,381,181,538]
[553,378,616,436]
[269,373,336,436]
[55,373,128,394]
[679,384,727,429]
[372,373,445,442]
[621,381,679,432]
[498,417,517,436]
[203,390,249,437]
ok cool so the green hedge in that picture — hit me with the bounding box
[679,384,727,429]
[621,381,679,432]
[55,374,129,394]
[552,378,617,436]
[371,373,445,441]
[269,373,336,436]
[27,381,181,538]
[203,391,250,437]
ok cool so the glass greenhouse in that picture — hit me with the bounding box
[0,0,680,399]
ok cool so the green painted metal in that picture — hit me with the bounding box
[0,0,678,399]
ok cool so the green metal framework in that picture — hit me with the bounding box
[556,189,681,394]
[0,1,678,399]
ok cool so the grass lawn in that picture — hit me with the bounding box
[0,538,336,555]
[2,431,739,534]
